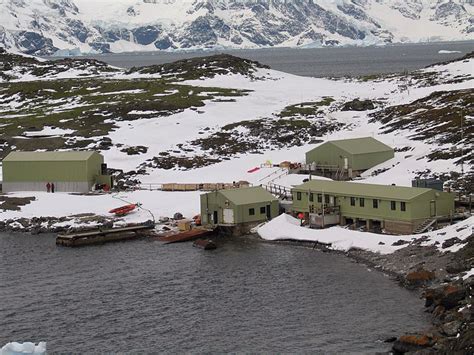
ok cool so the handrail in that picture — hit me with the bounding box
[258,168,287,182]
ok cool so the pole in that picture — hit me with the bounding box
[322,189,325,229]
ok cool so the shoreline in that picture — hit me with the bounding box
[1,217,472,353]
[253,234,473,353]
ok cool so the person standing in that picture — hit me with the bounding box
[46,182,51,193]
[51,183,55,193]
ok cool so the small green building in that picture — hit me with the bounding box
[305,137,394,173]
[2,151,112,193]
[200,186,279,228]
[292,180,455,234]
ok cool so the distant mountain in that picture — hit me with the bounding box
[0,0,472,55]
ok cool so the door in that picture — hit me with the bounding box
[266,205,271,220]
[223,209,234,224]
[213,211,218,224]
[430,201,436,217]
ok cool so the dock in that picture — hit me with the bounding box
[56,224,155,247]
[157,228,215,244]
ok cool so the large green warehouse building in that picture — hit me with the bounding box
[201,186,279,231]
[305,137,394,174]
[292,180,455,234]
[2,151,112,193]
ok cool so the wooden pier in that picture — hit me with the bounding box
[56,224,155,247]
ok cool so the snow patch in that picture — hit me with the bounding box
[258,214,474,255]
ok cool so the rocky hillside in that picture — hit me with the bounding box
[0,0,472,55]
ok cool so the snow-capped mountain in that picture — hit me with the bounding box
[0,0,473,55]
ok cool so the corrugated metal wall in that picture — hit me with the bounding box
[3,160,89,182]
[3,181,92,193]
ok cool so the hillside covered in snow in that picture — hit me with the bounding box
[0,48,472,228]
[0,0,473,55]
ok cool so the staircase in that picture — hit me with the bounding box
[414,219,437,234]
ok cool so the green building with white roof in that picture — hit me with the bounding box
[291,180,455,234]
[2,151,112,193]
[200,186,279,228]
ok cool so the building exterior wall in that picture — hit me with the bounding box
[384,220,424,235]
[410,190,455,219]
[236,200,279,224]
[3,160,89,182]
[1,152,110,193]
[305,142,349,168]
[291,187,455,233]
[351,150,394,171]
[2,181,92,193]
[86,152,104,183]
[200,191,279,226]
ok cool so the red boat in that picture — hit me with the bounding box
[109,204,137,216]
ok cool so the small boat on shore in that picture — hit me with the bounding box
[109,204,137,216]
[193,239,217,250]
[157,228,215,244]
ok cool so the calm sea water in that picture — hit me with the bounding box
[0,233,428,353]
[78,41,474,77]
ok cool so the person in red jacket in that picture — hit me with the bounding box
[46,182,51,193]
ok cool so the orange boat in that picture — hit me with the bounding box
[109,204,137,217]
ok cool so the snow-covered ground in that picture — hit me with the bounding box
[0,53,472,237]
[258,214,474,255]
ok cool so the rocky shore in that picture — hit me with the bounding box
[1,214,472,353]
[260,234,473,354]
[349,239,473,354]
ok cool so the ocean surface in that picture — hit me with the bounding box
[78,41,474,77]
[0,233,428,353]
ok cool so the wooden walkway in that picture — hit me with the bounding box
[136,182,250,192]
[56,224,155,247]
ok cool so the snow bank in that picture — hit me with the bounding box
[0,342,46,355]
[258,214,474,255]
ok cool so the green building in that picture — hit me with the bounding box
[291,180,455,234]
[305,137,394,174]
[201,186,279,228]
[2,151,112,193]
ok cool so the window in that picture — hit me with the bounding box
[260,206,266,214]
[350,197,356,206]
[391,201,396,210]
[325,194,330,204]
[317,194,322,203]
[296,192,302,201]
[373,199,379,209]
[309,193,314,202]
[249,208,255,216]
[360,198,365,207]
[401,202,406,212]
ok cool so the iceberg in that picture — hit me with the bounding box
[0,342,46,355]
[52,48,83,57]
[438,50,461,54]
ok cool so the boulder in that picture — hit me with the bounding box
[440,285,466,309]
[442,237,462,249]
[446,260,469,274]
[392,334,436,353]
[441,320,462,337]
[173,212,184,220]
[404,269,435,288]
[341,98,375,111]
[425,284,467,310]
